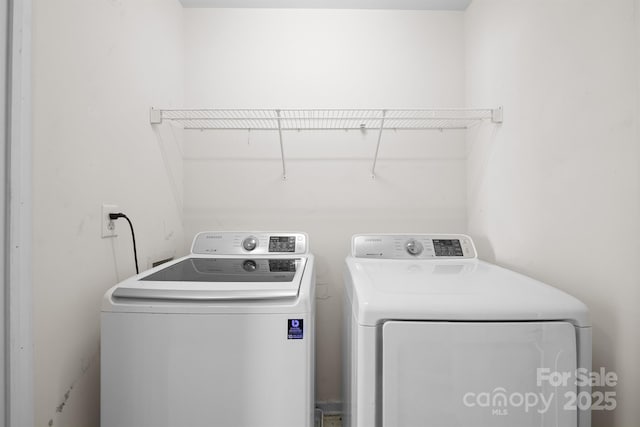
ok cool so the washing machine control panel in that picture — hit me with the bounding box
[352,234,477,259]
[192,232,308,255]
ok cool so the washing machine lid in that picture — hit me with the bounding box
[346,257,590,327]
[112,256,307,300]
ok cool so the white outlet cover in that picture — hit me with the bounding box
[102,204,119,238]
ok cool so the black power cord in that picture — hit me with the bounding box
[109,212,139,274]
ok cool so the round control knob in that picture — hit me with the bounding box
[242,236,258,251]
[406,239,424,256]
[242,260,257,272]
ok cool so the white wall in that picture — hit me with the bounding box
[182,9,467,402]
[32,1,185,426]
[31,2,638,422]
[465,1,640,426]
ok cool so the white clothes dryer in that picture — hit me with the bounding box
[343,234,591,427]
[101,231,315,427]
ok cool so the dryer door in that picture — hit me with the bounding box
[382,321,578,427]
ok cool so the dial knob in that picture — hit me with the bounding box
[242,260,257,272]
[406,239,423,256]
[242,236,258,251]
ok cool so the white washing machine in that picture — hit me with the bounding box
[101,231,315,427]
[343,234,591,427]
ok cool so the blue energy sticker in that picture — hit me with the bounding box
[288,319,304,339]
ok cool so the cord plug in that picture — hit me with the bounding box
[108,212,140,274]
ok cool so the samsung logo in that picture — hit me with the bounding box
[205,235,223,239]
[365,238,382,242]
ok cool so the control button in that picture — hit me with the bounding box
[242,236,258,251]
[242,260,257,272]
[406,239,424,256]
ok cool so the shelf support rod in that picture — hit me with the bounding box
[371,110,386,178]
[277,110,286,180]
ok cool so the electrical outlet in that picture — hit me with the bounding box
[102,204,119,238]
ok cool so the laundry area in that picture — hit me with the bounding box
[15,0,640,426]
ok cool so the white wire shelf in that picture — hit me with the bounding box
[149,107,503,178]
[150,108,502,130]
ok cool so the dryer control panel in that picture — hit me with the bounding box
[192,232,308,255]
[352,234,477,259]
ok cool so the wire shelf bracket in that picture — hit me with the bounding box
[276,109,286,180]
[370,110,386,178]
[150,107,503,177]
